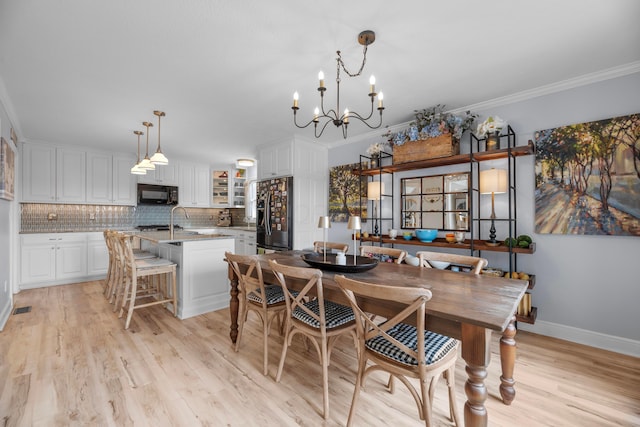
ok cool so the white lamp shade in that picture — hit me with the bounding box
[479,168,508,194]
[150,151,169,165]
[317,216,331,228]
[130,163,147,175]
[138,157,156,170]
[347,215,361,230]
[367,181,384,201]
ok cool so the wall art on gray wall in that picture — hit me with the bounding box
[329,162,367,223]
[534,113,639,236]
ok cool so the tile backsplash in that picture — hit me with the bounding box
[20,203,250,233]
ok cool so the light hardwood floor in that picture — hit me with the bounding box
[1,281,639,426]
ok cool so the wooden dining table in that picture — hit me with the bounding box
[226,251,529,427]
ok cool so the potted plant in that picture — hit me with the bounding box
[365,141,391,168]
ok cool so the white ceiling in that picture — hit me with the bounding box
[1,0,639,167]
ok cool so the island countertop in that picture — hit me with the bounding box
[134,231,235,244]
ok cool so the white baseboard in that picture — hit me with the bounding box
[518,320,640,358]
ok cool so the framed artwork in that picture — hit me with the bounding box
[0,137,15,201]
[534,113,639,236]
[329,162,367,222]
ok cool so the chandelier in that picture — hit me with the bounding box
[130,110,169,175]
[292,30,384,139]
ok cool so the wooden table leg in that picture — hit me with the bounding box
[461,323,491,427]
[499,314,517,404]
[228,264,239,343]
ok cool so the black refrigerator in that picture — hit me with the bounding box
[256,176,293,252]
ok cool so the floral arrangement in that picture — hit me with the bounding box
[384,105,477,146]
[366,141,391,156]
[476,116,507,137]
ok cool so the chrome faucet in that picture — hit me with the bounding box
[170,205,190,239]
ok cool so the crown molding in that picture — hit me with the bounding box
[335,61,640,145]
[448,61,640,114]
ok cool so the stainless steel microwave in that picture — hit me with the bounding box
[137,184,179,205]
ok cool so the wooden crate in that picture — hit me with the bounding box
[392,134,459,164]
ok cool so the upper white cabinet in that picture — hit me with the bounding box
[212,170,230,207]
[258,141,293,179]
[86,152,136,205]
[179,161,210,207]
[137,162,178,185]
[22,143,86,203]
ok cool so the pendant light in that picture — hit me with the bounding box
[130,130,147,175]
[138,121,155,170]
[150,110,169,165]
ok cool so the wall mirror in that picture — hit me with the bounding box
[400,172,469,231]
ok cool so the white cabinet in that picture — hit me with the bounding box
[137,163,178,185]
[258,141,293,179]
[179,161,210,207]
[87,232,109,276]
[20,233,88,288]
[22,143,86,203]
[86,152,136,205]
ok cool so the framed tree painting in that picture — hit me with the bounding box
[534,113,639,236]
[329,162,367,222]
[0,137,15,201]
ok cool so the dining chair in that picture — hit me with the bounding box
[360,245,407,264]
[313,241,349,254]
[335,274,461,427]
[416,250,487,274]
[268,259,357,420]
[116,235,177,329]
[225,252,287,375]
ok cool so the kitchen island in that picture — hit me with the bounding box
[136,231,235,319]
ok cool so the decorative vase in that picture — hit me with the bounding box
[486,132,500,151]
[370,153,379,168]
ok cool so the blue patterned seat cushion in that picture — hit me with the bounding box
[247,285,286,305]
[293,299,355,329]
[366,323,457,366]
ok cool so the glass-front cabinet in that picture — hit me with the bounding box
[212,170,229,206]
[400,172,469,231]
[232,168,247,207]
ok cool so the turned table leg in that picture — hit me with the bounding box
[228,264,239,344]
[461,323,491,427]
[500,314,517,404]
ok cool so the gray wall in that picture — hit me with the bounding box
[328,72,640,355]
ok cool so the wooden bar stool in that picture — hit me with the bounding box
[116,235,177,329]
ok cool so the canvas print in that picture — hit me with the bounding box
[0,137,15,201]
[329,162,367,222]
[534,113,639,235]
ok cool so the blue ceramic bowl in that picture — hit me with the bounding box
[403,233,413,240]
[415,229,438,242]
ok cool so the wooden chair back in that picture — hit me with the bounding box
[268,260,326,328]
[360,245,407,264]
[313,241,349,254]
[416,250,487,274]
[225,252,269,309]
[335,275,432,361]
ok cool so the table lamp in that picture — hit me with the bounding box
[367,181,384,236]
[317,216,331,262]
[479,168,508,245]
[347,215,361,265]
